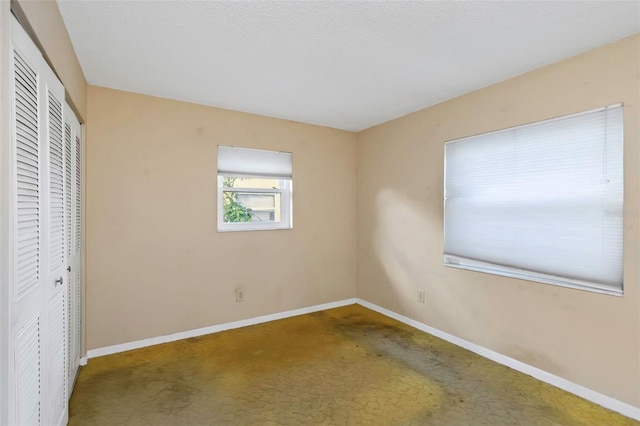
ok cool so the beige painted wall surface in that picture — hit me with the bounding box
[13,0,87,120]
[357,34,640,406]
[86,86,357,350]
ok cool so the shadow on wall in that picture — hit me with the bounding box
[373,188,474,336]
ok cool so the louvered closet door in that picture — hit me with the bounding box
[46,84,68,426]
[64,102,82,392]
[11,22,45,426]
[10,15,68,426]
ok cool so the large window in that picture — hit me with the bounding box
[217,146,292,232]
[444,104,623,295]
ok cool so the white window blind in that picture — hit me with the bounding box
[444,104,624,295]
[217,145,292,178]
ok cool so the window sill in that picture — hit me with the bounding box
[217,224,293,233]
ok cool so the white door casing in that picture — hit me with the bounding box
[0,4,12,425]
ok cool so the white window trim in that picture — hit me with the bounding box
[217,175,292,232]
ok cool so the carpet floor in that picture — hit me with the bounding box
[69,305,637,425]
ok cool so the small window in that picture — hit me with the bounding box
[217,146,292,232]
[444,104,623,295]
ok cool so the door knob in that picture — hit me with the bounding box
[55,277,63,286]
[67,266,71,272]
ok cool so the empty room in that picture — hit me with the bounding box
[1,0,639,425]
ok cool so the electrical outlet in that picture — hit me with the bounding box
[417,289,425,303]
[235,288,245,302]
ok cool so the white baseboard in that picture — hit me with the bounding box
[86,298,358,359]
[355,298,640,421]
[83,295,639,420]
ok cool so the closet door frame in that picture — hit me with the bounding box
[0,3,13,426]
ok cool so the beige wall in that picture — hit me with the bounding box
[12,0,87,120]
[356,34,640,406]
[86,86,357,350]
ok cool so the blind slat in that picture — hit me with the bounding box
[444,105,624,292]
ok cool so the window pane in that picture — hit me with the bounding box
[216,148,293,231]
[222,191,281,223]
[222,177,282,189]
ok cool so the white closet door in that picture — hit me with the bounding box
[11,21,45,426]
[64,102,82,392]
[10,15,68,426]
[46,86,68,426]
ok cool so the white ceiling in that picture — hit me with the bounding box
[57,1,640,132]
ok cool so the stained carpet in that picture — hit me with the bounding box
[69,305,637,425]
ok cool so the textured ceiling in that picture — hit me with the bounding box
[57,1,640,131]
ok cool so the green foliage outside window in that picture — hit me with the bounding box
[223,177,253,222]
